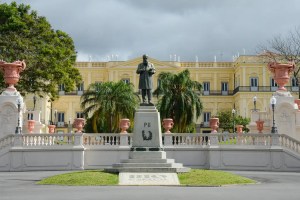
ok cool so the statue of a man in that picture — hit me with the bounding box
[136,54,156,105]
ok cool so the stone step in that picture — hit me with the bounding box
[113,162,182,168]
[107,167,190,173]
[121,159,175,164]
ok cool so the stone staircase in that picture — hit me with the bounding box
[106,151,190,173]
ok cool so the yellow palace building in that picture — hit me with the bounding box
[24,55,299,133]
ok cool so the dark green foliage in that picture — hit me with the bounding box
[154,69,203,133]
[217,110,250,132]
[0,2,81,98]
[80,81,140,133]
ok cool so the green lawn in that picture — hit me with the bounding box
[37,169,255,186]
[37,170,119,186]
[178,169,255,186]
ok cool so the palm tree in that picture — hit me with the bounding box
[80,81,140,133]
[154,69,203,133]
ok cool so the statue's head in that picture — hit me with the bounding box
[142,54,148,62]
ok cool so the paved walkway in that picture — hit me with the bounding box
[1,170,300,200]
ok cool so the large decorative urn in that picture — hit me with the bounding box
[119,118,130,133]
[209,118,219,133]
[0,60,26,92]
[255,120,264,133]
[27,120,35,134]
[236,125,244,134]
[48,124,56,134]
[74,118,85,133]
[162,118,174,134]
[268,62,295,91]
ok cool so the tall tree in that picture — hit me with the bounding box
[154,69,203,133]
[259,27,300,98]
[0,2,81,99]
[80,81,140,133]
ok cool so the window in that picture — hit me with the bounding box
[58,84,65,91]
[27,113,33,120]
[203,82,210,95]
[203,112,211,126]
[76,112,84,118]
[270,78,278,87]
[57,112,65,122]
[77,82,84,91]
[221,82,228,95]
[270,78,278,91]
[292,77,298,87]
[122,78,130,84]
[250,77,258,91]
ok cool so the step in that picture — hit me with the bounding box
[106,167,190,173]
[121,159,175,164]
[113,163,182,168]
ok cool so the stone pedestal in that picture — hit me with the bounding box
[107,106,189,185]
[0,93,24,138]
[131,106,163,149]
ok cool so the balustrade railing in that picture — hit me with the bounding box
[1,133,299,156]
[83,133,132,147]
[22,134,75,147]
[163,133,272,147]
[279,134,300,154]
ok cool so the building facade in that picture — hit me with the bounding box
[23,55,299,133]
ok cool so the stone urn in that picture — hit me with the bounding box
[295,99,300,111]
[74,118,85,133]
[119,118,130,133]
[48,124,56,134]
[209,118,219,133]
[255,120,264,133]
[162,118,174,133]
[27,120,35,134]
[268,62,295,91]
[236,125,244,135]
[0,60,26,92]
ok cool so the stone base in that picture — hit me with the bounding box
[119,172,180,185]
[106,151,190,173]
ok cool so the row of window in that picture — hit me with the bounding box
[58,77,298,93]
[28,112,84,122]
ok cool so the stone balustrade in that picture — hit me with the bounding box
[1,132,300,172]
[1,132,299,155]
[22,133,76,147]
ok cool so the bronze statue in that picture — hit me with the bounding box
[136,54,156,105]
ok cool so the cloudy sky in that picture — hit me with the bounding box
[2,0,300,62]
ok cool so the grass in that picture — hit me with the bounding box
[178,169,255,186]
[37,170,119,186]
[37,169,255,186]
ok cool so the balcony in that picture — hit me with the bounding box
[201,90,234,96]
[58,90,86,96]
[233,86,299,94]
